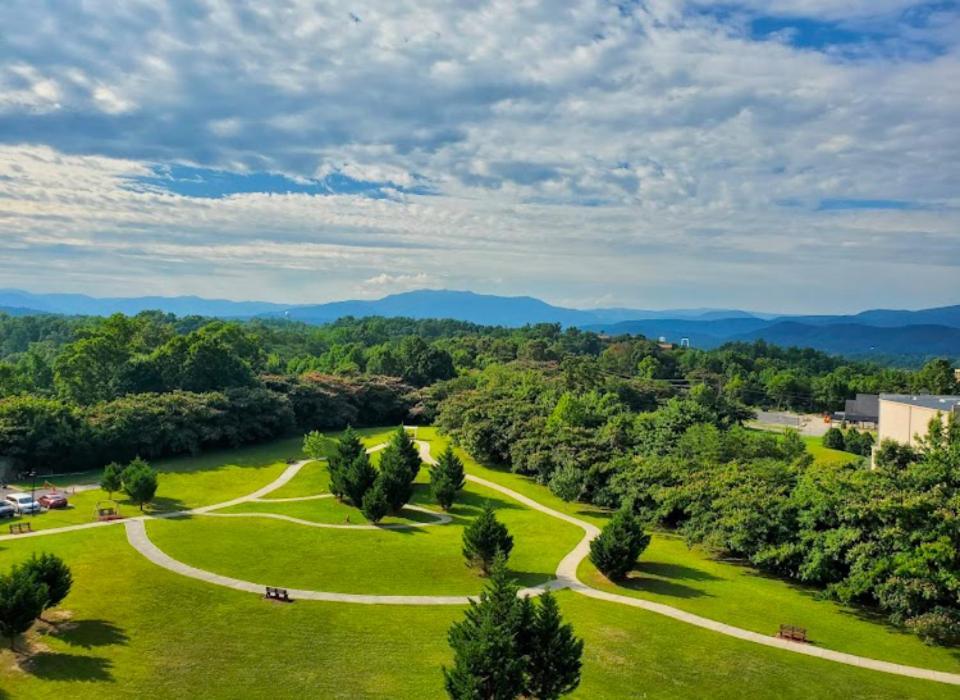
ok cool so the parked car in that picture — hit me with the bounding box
[0,501,15,518]
[4,493,41,515]
[38,492,68,509]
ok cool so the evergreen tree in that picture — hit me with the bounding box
[21,553,72,615]
[390,426,422,482]
[0,565,48,650]
[361,480,390,523]
[431,445,465,510]
[100,462,123,499]
[463,504,514,575]
[327,427,366,500]
[589,507,650,580]
[822,427,845,451]
[343,452,377,507]
[378,441,416,512]
[443,556,527,699]
[122,457,158,511]
[525,591,583,699]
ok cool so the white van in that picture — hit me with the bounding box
[4,492,41,514]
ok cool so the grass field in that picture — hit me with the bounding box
[0,527,953,699]
[0,428,956,698]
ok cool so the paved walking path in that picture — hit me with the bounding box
[9,439,960,686]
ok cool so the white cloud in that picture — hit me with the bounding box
[0,1,956,311]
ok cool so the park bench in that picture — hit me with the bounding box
[777,624,807,643]
[8,522,32,535]
[264,586,292,603]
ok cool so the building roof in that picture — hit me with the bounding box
[879,394,960,411]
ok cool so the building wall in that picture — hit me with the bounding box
[878,399,947,448]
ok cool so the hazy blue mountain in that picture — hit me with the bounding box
[731,322,960,358]
[786,305,960,329]
[0,289,287,318]
[0,305,47,317]
[584,317,771,345]
[275,290,600,326]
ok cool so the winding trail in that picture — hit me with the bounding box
[8,439,960,685]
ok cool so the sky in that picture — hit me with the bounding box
[0,1,958,314]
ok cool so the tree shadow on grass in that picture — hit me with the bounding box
[612,561,724,600]
[146,495,189,513]
[55,619,128,649]
[22,652,113,682]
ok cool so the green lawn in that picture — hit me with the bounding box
[0,528,952,699]
[801,434,864,467]
[0,427,956,697]
[147,476,584,595]
[2,438,304,532]
[411,428,960,675]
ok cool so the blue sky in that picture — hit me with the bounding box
[0,0,957,313]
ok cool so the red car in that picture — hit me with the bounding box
[38,492,68,509]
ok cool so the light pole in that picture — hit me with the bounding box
[29,470,37,516]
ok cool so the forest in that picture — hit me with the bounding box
[1,310,959,645]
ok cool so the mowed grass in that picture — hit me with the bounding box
[147,475,584,595]
[1,438,304,532]
[0,528,953,699]
[801,434,864,467]
[412,427,960,675]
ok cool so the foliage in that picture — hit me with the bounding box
[0,562,48,650]
[122,457,158,511]
[343,452,377,507]
[360,480,390,523]
[21,553,72,611]
[462,504,514,575]
[589,508,651,580]
[443,557,582,700]
[431,445,466,510]
[823,427,845,450]
[327,427,365,500]
[443,556,528,699]
[100,462,123,498]
[525,591,584,700]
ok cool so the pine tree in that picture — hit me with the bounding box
[343,452,377,507]
[431,445,465,510]
[463,504,514,575]
[100,462,123,499]
[378,441,416,512]
[328,427,365,500]
[589,507,650,580]
[524,591,583,699]
[21,553,72,615]
[443,555,527,699]
[390,426,422,482]
[0,565,48,651]
[361,480,390,523]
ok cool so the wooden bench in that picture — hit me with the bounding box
[777,624,807,643]
[264,586,292,603]
[8,522,32,535]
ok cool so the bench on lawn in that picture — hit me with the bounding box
[265,586,292,603]
[8,522,32,535]
[777,624,807,643]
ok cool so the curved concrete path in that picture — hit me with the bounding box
[12,439,960,686]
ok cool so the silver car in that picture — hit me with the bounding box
[0,501,14,518]
[4,492,41,514]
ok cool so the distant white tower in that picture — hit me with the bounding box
[680,337,690,348]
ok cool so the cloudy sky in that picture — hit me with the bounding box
[0,1,957,313]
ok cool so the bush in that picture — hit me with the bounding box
[462,504,514,575]
[822,427,845,451]
[907,609,960,646]
[589,508,650,580]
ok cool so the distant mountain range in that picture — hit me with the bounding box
[1,288,958,360]
[0,288,286,318]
